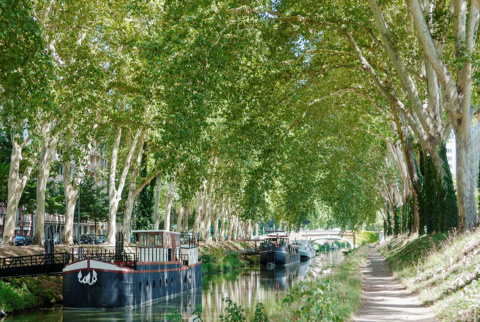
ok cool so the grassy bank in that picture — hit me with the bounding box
[0,275,63,315]
[380,231,480,321]
[199,240,256,274]
[269,246,368,321]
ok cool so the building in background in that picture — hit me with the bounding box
[0,141,108,243]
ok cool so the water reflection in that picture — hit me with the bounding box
[6,255,330,321]
[201,260,314,320]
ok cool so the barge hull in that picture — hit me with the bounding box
[63,259,202,308]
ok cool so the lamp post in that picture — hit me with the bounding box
[77,190,80,241]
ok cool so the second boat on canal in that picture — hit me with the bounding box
[259,231,300,267]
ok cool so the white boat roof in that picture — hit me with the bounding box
[132,230,181,235]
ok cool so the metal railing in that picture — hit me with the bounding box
[70,247,137,269]
[0,253,70,278]
[178,254,190,267]
[180,234,199,249]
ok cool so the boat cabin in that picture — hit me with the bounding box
[132,230,199,265]
[264,235,289,247]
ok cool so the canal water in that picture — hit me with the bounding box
[5,250,344,321]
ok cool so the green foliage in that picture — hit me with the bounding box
[135,174,155,230]
[45,181,66,215]
[419,147,457,235]
[79,176,108,224]
[220,297,246,322]
[355,231,379,245]
[401,196,414,234]
[201,246,249,274]
[192,305,203,322]
[0,132,12,206]
[166,308,183,322]
[393,205,401,235]
[271,247,368,321]
[435,145,458,232]
[252,303,267,322]
[0,279,38,312]
[224,253,240,268]
[200,254,216,274]
[316,242,331,252]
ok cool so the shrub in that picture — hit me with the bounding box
[0,279,39,312]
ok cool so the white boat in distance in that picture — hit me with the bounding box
[292,240,316,261]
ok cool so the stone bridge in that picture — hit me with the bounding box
[289,229,355,248]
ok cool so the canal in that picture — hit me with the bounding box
[6,250,344,321]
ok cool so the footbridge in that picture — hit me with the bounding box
[289,229,356,248]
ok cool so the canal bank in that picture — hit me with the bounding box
[0,242,367,321]
[0,240,256,317]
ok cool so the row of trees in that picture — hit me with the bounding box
[1,0,478,246]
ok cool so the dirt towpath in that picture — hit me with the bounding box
[351,247,438,322]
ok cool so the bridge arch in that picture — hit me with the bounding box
[310,236,354,249]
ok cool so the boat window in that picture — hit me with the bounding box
[153,280,155,289]
[147,234,154,247]
[184,275,187,284]
[174,235,180,247]
[155,234,163,247]
[164,234,171,248]
[139,282,142,292]
[159,279,162,287]
[139,234,146,247]
[165,278,168,286]
[171,277,174,285]
[146,281,149,291]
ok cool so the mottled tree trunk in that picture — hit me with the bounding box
[193,184,205,236]
[177,205,185,233]
[34,133,59,245]
[3,137,32,245]
[153,173,162,230]
[63,161,79,245]
[107,129,140,245]
[164,179,176,232]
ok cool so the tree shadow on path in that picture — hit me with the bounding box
[350,246,438,322]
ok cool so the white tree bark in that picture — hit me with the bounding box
[220,198,226,241]
[34,127,59,245]
[153,173,162,230]
[406,0,479,230]
[177,205,185,232]
[183,201,191,232]
[163,178,176,231]
[193,183,206,236]
[63,160,79,245]
[2,136,33,245]
[214,195,224,242]
[106,129,141,245]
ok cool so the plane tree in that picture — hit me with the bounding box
[0,0,54,245]
[261,0,463,232]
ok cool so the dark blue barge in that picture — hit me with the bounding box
[259,232,299,267]
[63,230,202,309]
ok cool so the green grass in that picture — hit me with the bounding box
[380,231,480,321]
[269,246,368,321]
